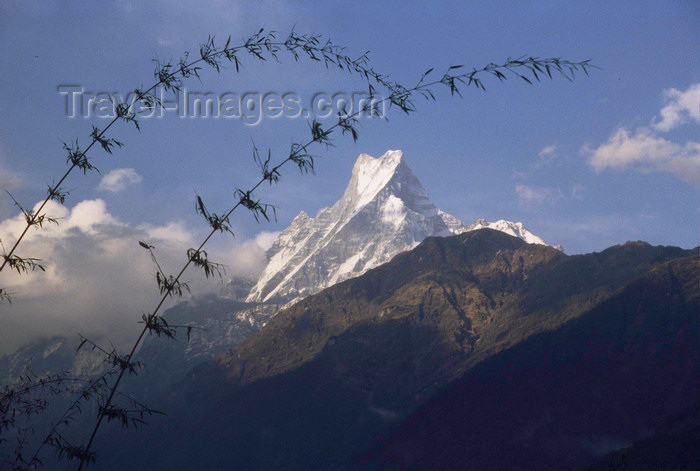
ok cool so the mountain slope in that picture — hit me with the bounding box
[247,150,553,304]
[95,231,695,470]
[360,253,699,470]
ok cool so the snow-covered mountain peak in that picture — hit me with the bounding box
[464,219,562,250]
[352,150,403,189]
[346,150,407,212]
[246,150,559,304]
[289,210,310,227]
[293,210,310,220]
[247,150,455,303]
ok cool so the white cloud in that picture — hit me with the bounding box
[97,168,142,192]
[211,231,279,281]
[653,83,700,132]
[254,230,279,250]
[587,83,700,187]
[539,145,556,158]
[211,230,279,278]
[0,199,190,353]
[585,127,700,187]
[0,198,263,354]
[141,221,193,245]
[515,184,552,206]
[66,199,119,232]
[226,241,268,278]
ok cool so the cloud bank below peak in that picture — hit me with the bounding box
[0,198,267,354]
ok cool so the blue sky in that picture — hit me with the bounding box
[0,1,698,350]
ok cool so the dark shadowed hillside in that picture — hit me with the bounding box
[93,231,696,470]
[360,253,699,470]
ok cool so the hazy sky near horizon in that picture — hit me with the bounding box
[0,1,698,351]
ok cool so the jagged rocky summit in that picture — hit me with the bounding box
[247,150,555,304]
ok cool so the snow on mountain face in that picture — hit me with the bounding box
[247,150,556,304]
[247,150,453,303]
[465,219,545,245]
[463,219,564,251]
